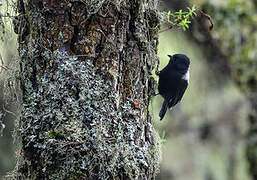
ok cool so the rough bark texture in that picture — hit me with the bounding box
[12,0,161,179]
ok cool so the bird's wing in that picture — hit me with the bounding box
[167,80,188,108]
[176,80,188,101]
[159,99,169,120]
[158,69,178,98]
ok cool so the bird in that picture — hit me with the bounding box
[158,54,190,120]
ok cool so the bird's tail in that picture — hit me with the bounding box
[159,99,169,120]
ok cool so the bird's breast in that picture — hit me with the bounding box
[182,69,190,82]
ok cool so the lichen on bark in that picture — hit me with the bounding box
[9,0,161,179]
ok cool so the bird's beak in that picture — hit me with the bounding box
[168,55,173,59]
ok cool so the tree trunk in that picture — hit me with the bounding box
[246,96,257,180]
[12,0,161,179]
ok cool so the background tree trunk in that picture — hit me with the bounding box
[12,0,161,179]
[246,96,257,180]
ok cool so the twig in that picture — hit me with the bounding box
[198,9,214,31]
[159,19,183,33]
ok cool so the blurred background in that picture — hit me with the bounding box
[154,32,249,180]
[0,0,256,179]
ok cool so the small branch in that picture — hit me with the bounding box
[159,19,183,33]
[0,65,11,70]
[198,9,214,31]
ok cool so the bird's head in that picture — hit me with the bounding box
[168,54,190,70]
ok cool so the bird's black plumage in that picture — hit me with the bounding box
[158,54,190,120]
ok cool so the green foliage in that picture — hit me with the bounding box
[165,5,197,31]
[150,145,156,153]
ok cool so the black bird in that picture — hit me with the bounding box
[158,54,190,120]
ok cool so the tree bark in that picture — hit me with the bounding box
[12,0,161,179]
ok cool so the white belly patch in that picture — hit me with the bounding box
[182,70,190,82]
